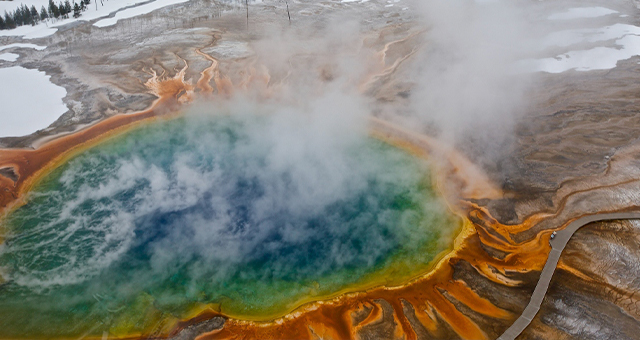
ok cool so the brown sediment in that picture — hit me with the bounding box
[144,58,194,103]
[195,49,220,95]
[198,49,236,98]
[360,30,423,94]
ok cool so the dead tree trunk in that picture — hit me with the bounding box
[285,0,290,24]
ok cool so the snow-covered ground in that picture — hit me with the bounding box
[0,53,19,61]
[0,43,45,61]
[0,0,191,38]
[541,24,640,48]
[548,7,618,20]
[93,0,189,27]
[0,67,67,138]
[525,7,640,73]
[0,43,46,52]
[534,35,640,73]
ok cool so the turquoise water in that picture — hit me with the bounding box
[0,113,457,338]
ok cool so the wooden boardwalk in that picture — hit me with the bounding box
[497,212,640,340]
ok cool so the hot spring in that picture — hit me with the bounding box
[0,109,460,338]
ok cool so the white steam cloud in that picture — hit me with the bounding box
[0,88,448,296]
[408,0,538,147]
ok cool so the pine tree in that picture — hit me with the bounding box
[0,0,89,30]
[15,6,23,26]
[11,8,19,26]
[9,7,17,28]
[64,0,71,17]
[11,8,17,26]
[22,4,32,25]
[30,5,39,24]
[58,1,65,18]
[4,11,15,29]
[73,2,80,18]
[49,0,60,19]
[40,6,48,21]
[18,5,27,26]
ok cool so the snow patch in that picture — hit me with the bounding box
[520,19,640,73]
[528,35,640,73]
[548,7,618,20]
[0,53,19,61]
[542,24,640,48]
[93,0,190,27]
[0,43,46,52]
[0,24,58,39]
[0,67,68,138]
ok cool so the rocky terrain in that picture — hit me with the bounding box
[519,220,640,340]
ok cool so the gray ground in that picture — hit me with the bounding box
[518,220,640,340]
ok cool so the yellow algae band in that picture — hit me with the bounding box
[0,112,460,339]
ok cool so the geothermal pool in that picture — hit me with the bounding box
[0,113,459,338]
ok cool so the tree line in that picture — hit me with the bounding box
[0,0,91,30]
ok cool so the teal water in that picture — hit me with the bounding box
[0,113,458,338]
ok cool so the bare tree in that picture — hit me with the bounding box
[285,0,290,24]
